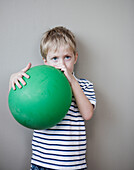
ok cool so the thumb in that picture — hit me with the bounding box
[22,62,32,72]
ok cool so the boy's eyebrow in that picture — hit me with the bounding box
[64,52,73,56]
[64,53,71,56]
[48,55,58,58]
[52,55,59,58]
[51,54,71,57]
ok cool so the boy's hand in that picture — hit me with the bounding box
[9,63,32,91]
[55,64,76,86]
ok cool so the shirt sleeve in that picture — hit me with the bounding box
[80,80,96,109]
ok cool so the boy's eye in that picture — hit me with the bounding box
[52,57,58,61]
[65,56,71,60]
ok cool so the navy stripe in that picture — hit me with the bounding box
[70,104,78,109]
[67,111,81,115]
[33,153,85,163]
[56,124,85,127]
[86,88,94,91]
[32,158,86,168]
[32,144,86,152]
[86,95,96,98]
[32,149,86,157]
[62,118,84,122]
[33,132,86,137]
[84,91,95,95]
[89,97,96,100]
[33,135,86,142]
[32,139,86,147]
[45,129,85,132]
[83,88,95,92]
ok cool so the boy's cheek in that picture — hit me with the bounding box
[49,64,59,69]
[44,62,55,67]
[51,64,57,68]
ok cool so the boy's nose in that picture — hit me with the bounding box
[59,59,65,67]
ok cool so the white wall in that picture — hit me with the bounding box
[0,0,134,170]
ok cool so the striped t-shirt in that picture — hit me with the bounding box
[31,77,96,170]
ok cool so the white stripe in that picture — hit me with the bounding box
[32,136,86,145]
[32,145,86,156]
[68,107,79,113]
[49,125,85,130]
[64,115,84,121]
[32,150,85,161]
[57,120,85,125]
[34,130,85,135]
[68,109,81,114]
[33,133,86,140]
[32,140,86,151]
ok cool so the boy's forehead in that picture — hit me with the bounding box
[48,45,73,55]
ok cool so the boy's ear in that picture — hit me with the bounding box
[43,58,48,65]
[74,53,78,64]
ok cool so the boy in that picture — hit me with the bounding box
[9,26,96,170]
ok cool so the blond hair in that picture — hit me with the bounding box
[40,26,77,59]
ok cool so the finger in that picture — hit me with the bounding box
[15,80,22,89]
[55,67,64,72]
[57,67,65,73]
[22,62,32,72]
[59,66,66,72]
[22,72,30,79]
[18,77,26,86]
[59,68,65,73]
[12,82,16,90]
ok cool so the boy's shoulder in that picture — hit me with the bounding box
[74,75,92,84]
[75,75,93,88]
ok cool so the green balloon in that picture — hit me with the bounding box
[8,65,72,130]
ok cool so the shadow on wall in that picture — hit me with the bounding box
[85,88,118,170]
[74,35,119,170]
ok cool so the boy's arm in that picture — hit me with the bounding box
[71,78,94,120]
[58,65,94,120]
[9,63,31,91]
